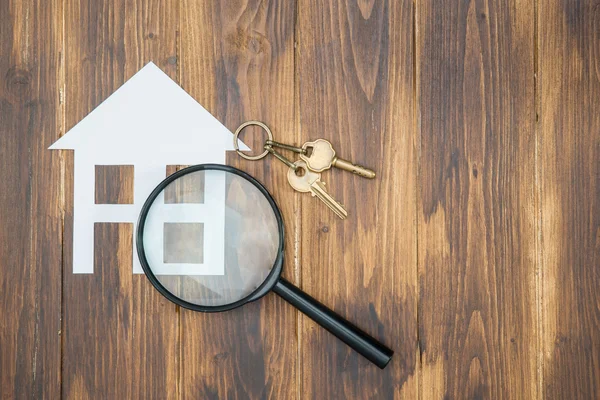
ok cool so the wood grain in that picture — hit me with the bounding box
[297,0,417,398]
[538,1,600,398]
[95,165,135,204]
[3,1,600,398]
[417,0,538,398]
[165,165,204,203]
[0,0,63,398]
[61,0,179,398]
[179,0,298,398]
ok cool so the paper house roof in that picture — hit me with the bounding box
[49,62,248,159]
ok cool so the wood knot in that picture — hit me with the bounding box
[226,28,269,56]
[555,335,569,345]
[5,66,32,100]
[213,352,229,363]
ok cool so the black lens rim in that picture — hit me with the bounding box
[136,164,285,313]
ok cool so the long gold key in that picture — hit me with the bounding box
[287,160,348,219]
[300,139,376,179]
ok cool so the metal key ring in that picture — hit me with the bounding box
[234,120,274,160]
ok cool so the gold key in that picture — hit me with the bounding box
[287,160,348,219]
[300,139,376,179]
[300,139,376,178]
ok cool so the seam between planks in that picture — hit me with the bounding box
[175,10,182,399]
[293,1,302,398]
[533,0,543,398]
[412,1,422,400]
[412,0,423,400]
[59,0,66,396]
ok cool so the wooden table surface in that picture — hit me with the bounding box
[1,0,599,399]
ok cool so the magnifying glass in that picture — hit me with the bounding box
[136,164,393,369]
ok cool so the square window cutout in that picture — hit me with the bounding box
[163,222,204,263]
[95,165,134,204]
[165,165,204,204]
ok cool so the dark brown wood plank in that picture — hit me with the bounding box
[61,0,179,398]
[95,165,135,204]
[179,1,298,398]
[538,1,600,398]
[297,0,417,397]
[0,0,63,398]
[417,0,538,398]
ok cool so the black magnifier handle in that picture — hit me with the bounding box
[272,278,393,369]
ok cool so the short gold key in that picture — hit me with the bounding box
[287,160,348,219]
[300,139,376,179]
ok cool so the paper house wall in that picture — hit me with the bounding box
[49,62,248,274]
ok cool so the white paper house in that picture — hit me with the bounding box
[49,62,248,274]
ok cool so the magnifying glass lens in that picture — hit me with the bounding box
[141,169,280,307]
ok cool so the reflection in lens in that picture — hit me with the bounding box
[141,169,280,307]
